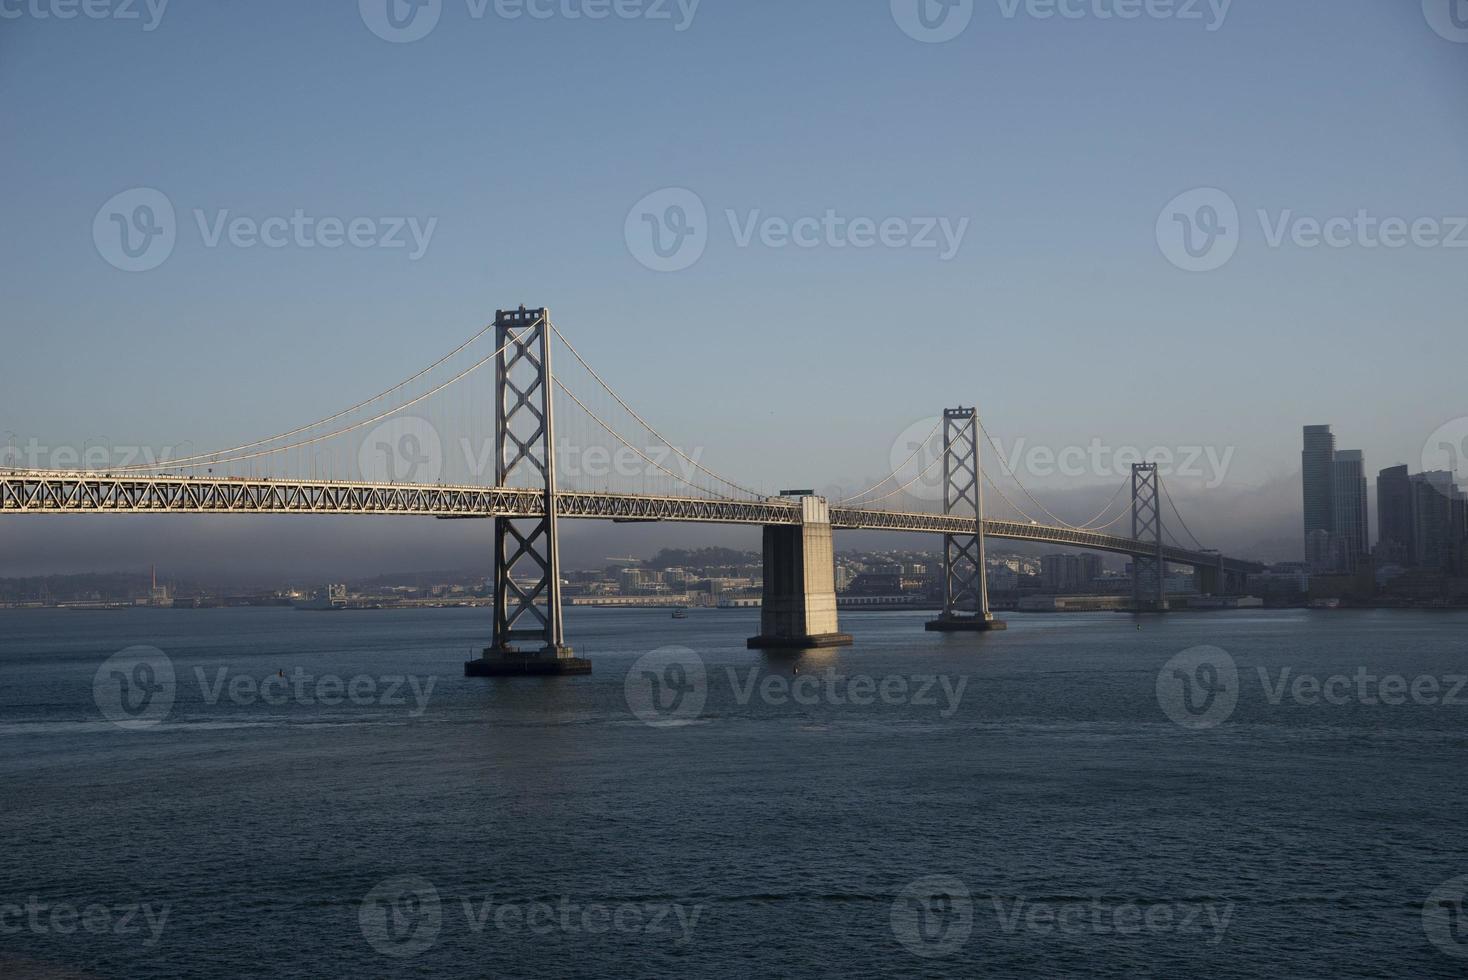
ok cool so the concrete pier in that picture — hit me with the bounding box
[925,614,1008,632]
[747,496,854,650]
[465,646,592,677]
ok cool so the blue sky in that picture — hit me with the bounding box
[2,0,1466,571]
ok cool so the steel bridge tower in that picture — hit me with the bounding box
[926,408,1006,632]
[1130,462,1167,612]
[467,307,591,676]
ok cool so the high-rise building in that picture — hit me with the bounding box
[1376,465,1414,566]
[1040,553,1103,593]
[1077,553,1102,588]
[1411,472,1459,572]
[1331,450,1369,572]
[1301,425,1336,569]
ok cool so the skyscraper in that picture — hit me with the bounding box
[1411,472,1458,572]
[1301,425,1336,571]
[1332,450,1369,572]
[1376,465,1414,566]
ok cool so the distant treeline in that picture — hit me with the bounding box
[0,572,158,602]
[643,547,760,571]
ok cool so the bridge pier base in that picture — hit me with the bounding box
[747,497,853,651]
[466,646,592,677]
[925,614,1007,632]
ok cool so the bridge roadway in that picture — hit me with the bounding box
[0,473,1264,575]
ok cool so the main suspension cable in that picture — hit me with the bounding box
[838,417,943,504]
[551,375,728,498]
[844,451,946,507]
[113,321,534,472]
[550,322,763,499]
[108,319,508,472]
[1159,477,1207,550]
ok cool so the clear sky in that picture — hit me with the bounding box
[2,0,1467,574]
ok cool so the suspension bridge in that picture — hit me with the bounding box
[0,306,1262,674]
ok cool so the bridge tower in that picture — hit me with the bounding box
[926,407,1006,632]
[1130,462,1167,612]
[467,307,591,676]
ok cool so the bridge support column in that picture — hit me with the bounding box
[468,307,591,677]
[1130,462,1168,612]
[747,496,853,650]
[926,407,1005,632]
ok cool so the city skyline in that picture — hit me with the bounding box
[6,4,1468,976]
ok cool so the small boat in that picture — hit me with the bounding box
[671,609,688,619]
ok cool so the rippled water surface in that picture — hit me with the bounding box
[2,606,1467,978]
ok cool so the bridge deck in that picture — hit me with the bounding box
[0,473,1263,573]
